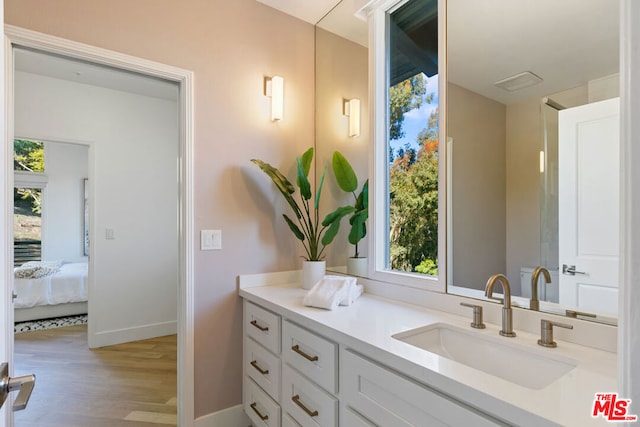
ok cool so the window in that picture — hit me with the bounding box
[370,0,444,290]
[14,139,47,266]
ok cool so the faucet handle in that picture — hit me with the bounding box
[565,309,597,319]
[538,319,573,348]
[460,302,486,329]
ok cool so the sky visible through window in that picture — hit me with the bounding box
[390,73,439,156]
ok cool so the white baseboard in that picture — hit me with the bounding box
[195,404,250,427]
[89,320,177,348]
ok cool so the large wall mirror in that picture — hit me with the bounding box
[316,0,619,326]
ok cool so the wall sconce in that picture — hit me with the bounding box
[344,98,361,137]
[264,75,284,121]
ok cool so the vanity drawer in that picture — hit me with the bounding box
[282,320,337,393]
[282,365,338,427]
[341,349,505,427]
[245,301,281,355]
[244,376,281,427]
[245,336,281,400]
[283,413,302,427]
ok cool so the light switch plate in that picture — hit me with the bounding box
[201,229,222,250]
[105,228,115,240]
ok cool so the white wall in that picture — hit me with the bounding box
[15,71,179,347]
[315,28,369,267]
[41,142,88,262]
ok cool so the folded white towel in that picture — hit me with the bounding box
[303,275,362,310]
[340,282,363,306]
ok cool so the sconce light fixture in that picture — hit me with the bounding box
[539,150,545,173]
[344,98,361,137]
[264,75,284,121]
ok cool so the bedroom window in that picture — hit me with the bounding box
[370,0,444,291]
[14,139,47,266]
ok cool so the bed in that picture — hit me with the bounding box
[14,262,88,322]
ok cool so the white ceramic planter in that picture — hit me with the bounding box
[302,260,326,290]
[347,257,368,277]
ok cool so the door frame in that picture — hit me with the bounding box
[2,25,195,426]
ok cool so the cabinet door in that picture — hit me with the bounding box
[282,365,338,427]
[245,301,281,355]
[283,320,337,393]
[342,406,377,427]
[341,350,506,427]
[245,337,281,400]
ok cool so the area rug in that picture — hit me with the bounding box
[14,314,87,334]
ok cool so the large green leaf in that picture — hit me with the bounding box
[332,151,358,193]
[283,214,305,241]
[321,219,341,246]
[322,205,355,226]
[348,210,367,245]
[251,159,302,219]
[296,157,312,201]
[300,147,314,177]
[315,167,327,210]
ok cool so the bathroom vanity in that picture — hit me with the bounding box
[239,272,616,427]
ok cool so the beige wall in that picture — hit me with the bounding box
[6,0,315,416]
[448,83,506,290]
[504,99,542,293]
[315,28,369,267]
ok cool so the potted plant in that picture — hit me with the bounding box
[252,147,353,289]
[331,151,369,276]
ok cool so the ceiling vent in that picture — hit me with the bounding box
[494,71,543,91]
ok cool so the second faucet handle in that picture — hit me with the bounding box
[538,319,573,348]
[460,302,486,329]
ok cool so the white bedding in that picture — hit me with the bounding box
[14,262,88,309]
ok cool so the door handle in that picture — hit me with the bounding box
[562,264,587,276]
[1,362,36,411]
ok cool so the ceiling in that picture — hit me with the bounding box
[14,48,178,101]
[258,0,620,105]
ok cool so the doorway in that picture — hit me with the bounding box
[2,26,194,426]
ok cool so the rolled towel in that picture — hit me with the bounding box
[303,275,360,310]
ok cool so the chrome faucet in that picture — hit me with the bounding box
[530,266,551,311]
[485,274,516,337]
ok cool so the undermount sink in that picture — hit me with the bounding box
[393,323,576,389]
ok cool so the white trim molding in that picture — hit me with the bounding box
[619,0,640,417]
[3,25,195,426]
[194,405,250,427]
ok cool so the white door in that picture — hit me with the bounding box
[558,97,620,316]
[1,0,12,424]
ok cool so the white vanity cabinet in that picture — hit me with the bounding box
[244,301,283,426]
[243,300,339,427]
[243,299,511,427]
[340,349,508,427]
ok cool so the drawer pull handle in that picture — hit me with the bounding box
[250,320,269,332]
[291,344,318,362]
[250,360,269,375]
[292,394,319,417]
[250,402,269,421]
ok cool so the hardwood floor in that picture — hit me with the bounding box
[14,325,177,427]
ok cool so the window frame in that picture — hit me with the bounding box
[366,0,447,292]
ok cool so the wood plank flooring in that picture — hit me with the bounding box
[14,325,177,427]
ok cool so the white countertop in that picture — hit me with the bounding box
[239,280,617,427]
